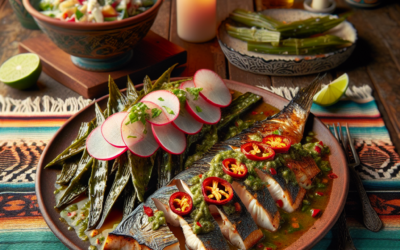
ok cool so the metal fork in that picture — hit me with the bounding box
[332,123,383,232]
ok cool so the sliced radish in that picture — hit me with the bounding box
[193,69,232,107]
[101,112,128,148]
[172,107,203,135]
[86,127,127,160]
[181,80,221,125]
[141,101,169,126]
[121,113,159,157]
[152,123,186,155]
[141,90,180,124]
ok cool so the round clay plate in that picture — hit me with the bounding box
[36,79,349,250]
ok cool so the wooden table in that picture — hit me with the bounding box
[0,0,399,154]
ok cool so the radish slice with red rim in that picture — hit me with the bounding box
[152,123,186,155]
[181,80,221,125]
[124,121,159,157]
[121,112,146,147]
[172,107,203,135]
[101,112,128,148]
[86,127,127,160]
[140,100,169,126]
[193,69,232,107]
[141,90,180,123]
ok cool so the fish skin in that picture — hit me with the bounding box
[106,75,324,249]
[211,191,264,249]
[255,168,306,213]
[108,186,179,250]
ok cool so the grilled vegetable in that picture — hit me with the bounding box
[126,76,139,106]
[226,23,280,42]
[202,177,234,205]
[122,179,138,219]
[96,154,130,229]
[106,76,129,118]
[127,151,155,202]
[87,158,109,230]
[241,142,275,161]
[222,158,248,179]
[56,157,80,185]
[143,75,152,95]
[229,8,282,31]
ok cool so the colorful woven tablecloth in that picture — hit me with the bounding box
[0,87,399,250]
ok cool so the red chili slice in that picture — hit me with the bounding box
[222,158,248,179]
[202,177,234,205]
[276,199,283,208]
[234,202,241,213]
[262,135,292,153]
[169,192,193,216]
[328,173,338,179]
[315,191,324,196]
[241,142,275,161]
[269,168,277,175]
[143,205,153,217]
[311,208,321,217]
[196,221,202,227]
[318,141,324,146]
[315,146,322,154]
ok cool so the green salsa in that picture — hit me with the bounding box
[148,211,166,230]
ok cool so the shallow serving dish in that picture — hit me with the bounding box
[36,79,349,250]
[218,9,357,76]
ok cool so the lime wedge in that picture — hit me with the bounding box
[0,53,42,90]
[313,73,349,106]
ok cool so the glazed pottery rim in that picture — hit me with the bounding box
[36,78,349,250]
[23,0,162,30]
[217,9,358,64]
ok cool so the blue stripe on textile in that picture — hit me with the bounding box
[0,230,67,250]
[313,228,400,250]
[0,182,35,192]
[311,100,380,117]
[329,126,391,140]
[0,127,60,140]
[362,180,400,190]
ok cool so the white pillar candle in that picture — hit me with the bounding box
[311,0,330,10]
[177,0,217,43]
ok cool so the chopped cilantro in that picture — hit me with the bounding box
[75,9,83,20]
[163,106,174,115]
[272,129,281,135]
[158,97,164,101]
[127,135,137,139]
[186,87,203,100]
[171,89,187,104]
[151,108,162,118]
[195,106,202,113]
[125,102,149,125]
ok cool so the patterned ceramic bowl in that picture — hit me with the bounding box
[8,0,40,30]
[218,9,357,76]
[23,0,163,71]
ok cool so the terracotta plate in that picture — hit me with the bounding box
[36,79,349,250]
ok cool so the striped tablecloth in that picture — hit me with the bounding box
[0,88,399,249]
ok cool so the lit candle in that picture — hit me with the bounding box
[177,0,217,43]
[311,0,330,10]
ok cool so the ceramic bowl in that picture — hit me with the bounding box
[8,0,40,29]
[218,9,357,76]
[23,0,163,71]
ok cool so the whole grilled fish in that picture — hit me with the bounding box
[105,76,323,250]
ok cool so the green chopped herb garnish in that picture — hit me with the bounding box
[171,89,187,104]
[186,87,203,100]
[163,106,175,115]
[126,102,149,125]
[158,97,164,101]
[272,129,281,135]
[152,108,162,118]
[196,106,202,113]
[127,135,137,139]
[75,9,83,20]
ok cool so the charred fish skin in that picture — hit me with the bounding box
[255,168,306,213]
[109,186,179,250]
[213,192,264,249]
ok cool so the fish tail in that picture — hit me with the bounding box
[291,73,325,112]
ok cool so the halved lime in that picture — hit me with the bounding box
[0,53,42,90]
[313,73,349,107]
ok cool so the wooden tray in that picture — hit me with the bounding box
[19,31,187,99]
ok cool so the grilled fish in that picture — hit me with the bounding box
[105,76,323,250]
